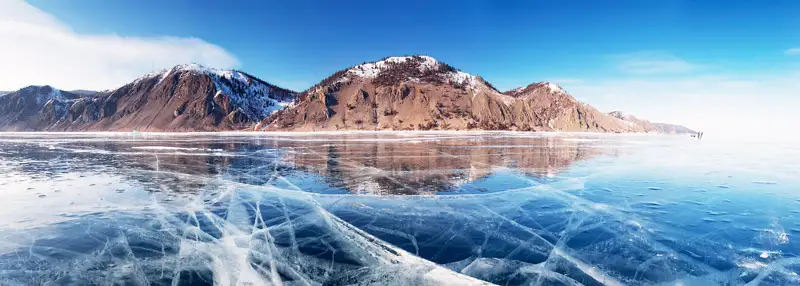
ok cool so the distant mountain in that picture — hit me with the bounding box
[0,91,8,96]
[651,122,696,134]
[608,111,695,134]
[502,82,648,132]
[0,64,296,131]
[260,55,676,133]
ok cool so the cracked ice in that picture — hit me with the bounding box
[0,132,798,285]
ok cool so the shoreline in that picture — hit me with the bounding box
[0,130,690,137]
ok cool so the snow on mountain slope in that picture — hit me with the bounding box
[144,64,296,121]
[265,55,635,132]
[14,85,83,109]
[504,81,567,98]
[0,65,298,131]
[335,56,490,93]
[0,85,89,130]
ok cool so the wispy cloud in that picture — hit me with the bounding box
[0,0,239,91]
[784,48,800,55]
[615,52,697,74]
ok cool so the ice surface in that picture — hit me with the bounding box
[0,132,798,285]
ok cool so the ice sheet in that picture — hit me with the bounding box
[0,132,798,285]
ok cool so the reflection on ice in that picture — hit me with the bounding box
[0,132,798,285]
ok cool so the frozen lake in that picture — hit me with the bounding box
[0,132,798,285]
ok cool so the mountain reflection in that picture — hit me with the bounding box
[0,134,608,195]
[282,135,605,195]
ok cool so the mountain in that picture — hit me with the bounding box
[501,82,651,132]
[0,57,694,133]
[259,55,677,133]
[0,85,85,131]
[0,64,296,131]
[608,111,695,134]
[258,56,502,131]
[0,91,8,96]
[651,123,695,134]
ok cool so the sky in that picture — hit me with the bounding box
[2,0,800,138]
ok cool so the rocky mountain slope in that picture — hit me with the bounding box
[260,56,687,133]
[260,56,507,131]
[0,85,85,131]
[502,82,649,132]
[0,64,296,131]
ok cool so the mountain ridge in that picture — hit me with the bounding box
[0,64,297,131]
[0,56,695,134]
[261,55,694,134]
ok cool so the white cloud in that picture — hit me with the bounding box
[0,0,239,91]
[561,73,800,140]
[615,52,697,74]
[785,48,800,55]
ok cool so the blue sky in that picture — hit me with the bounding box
[4,0,800,137]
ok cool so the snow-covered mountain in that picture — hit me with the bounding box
[340,56,493,92]
[504,81,567,97]
[0,58,694,133]
[0,64,297,131]
[0,85,88,130]
[261,55,691,133]
[144,64,296,121]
